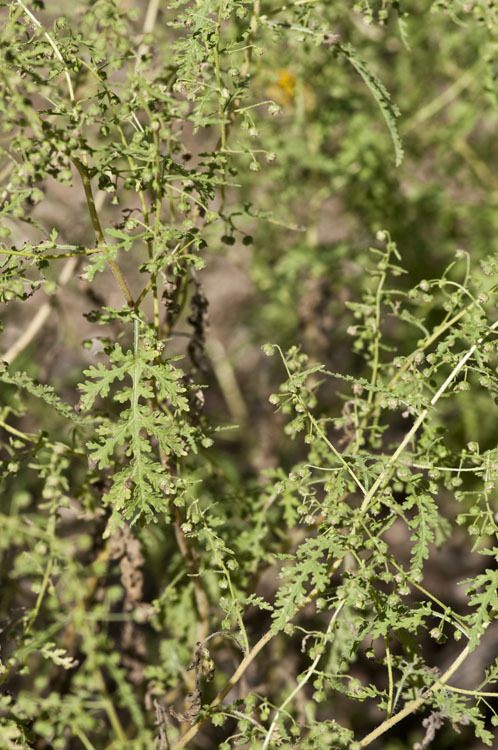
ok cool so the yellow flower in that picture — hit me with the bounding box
[265,68,316,111]
[265,69,297,106]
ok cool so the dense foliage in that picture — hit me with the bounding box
[1,1,498,748]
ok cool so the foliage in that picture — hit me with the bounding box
[1,0,498,748]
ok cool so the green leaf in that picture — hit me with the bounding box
[0,364,86,424]
[340,43,404,167]
[78,341,196,520]
[463,569,498,651]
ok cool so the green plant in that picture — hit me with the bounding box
[1,1,498,748]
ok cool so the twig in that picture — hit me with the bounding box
[72,158,134,307]
[403,68,476,134]
[2,193,107,364]
[171,556,344,749]
[360,318,498,513]
[135,0,161,64]
[206,337,248,423]
[15,0,75,103]
[261,601,345,749]
[358,644,471,747]
[172,506,211,646]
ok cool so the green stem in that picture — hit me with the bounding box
[0,513,56,687]
[355,279,498,444]
[368,269,386,403]
[15,0,75,103]
[358,645,470,747]
[102,695,127,743]
[171,555,344,750]
[73,728,97,750]
[443,685,498,698]
[215,1,226,151]
[0,419,37,442]
[359,318,498,513]
[0,246,105,260]
[202,520,250,654]
[385,637,394,719]
[274,344,366,495]
[24,559,54,639]
[261,601,345,749]
[72,158,134,307]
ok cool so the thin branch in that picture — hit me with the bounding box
[0,246,104,260]
[15,0,75,103]
[171,556,344,749]
[72,158,134,307]
[360,318,498,513]
[2,193,107,364]
[206,337,248,423]
[358,645,471,747]
[262,601,345,749]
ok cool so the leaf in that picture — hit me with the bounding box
[40,642,78,669]
[78,341,196,520]
[339,43,404,166]
[77,344,130,411]
[404,493,440,573]
[462,569,498,651]
[271,535,343,633]
[0,364,87,424]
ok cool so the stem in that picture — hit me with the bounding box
[360,318,498,513]
[274,345,366,494]
[77,57,158,320]
[72,158,134,307]
[355,279,498,443]
[103,696,127,743]
[214,0,261,152]
[143,0,161,34]
[172,630,273,749]
[443,685,498,698]
[73,728,97,750]
[0,246,104,259]
[368,269,386,403]
[206,337,248,423]
[16,0,75,103]
[358,645,470,747]
[24,558,54,639]
[403,68,476,133]
[202,519,250,654]
[171,505,210,646]
[261,601,345,749]
[0,420,37,442]
[215,1,227,151]
[171,556,343,749]
[385,638,394,719]
[0,511,56,687]
[241,0,261,78]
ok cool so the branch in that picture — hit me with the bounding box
[72,158,134,307]
[358,645,471,747]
